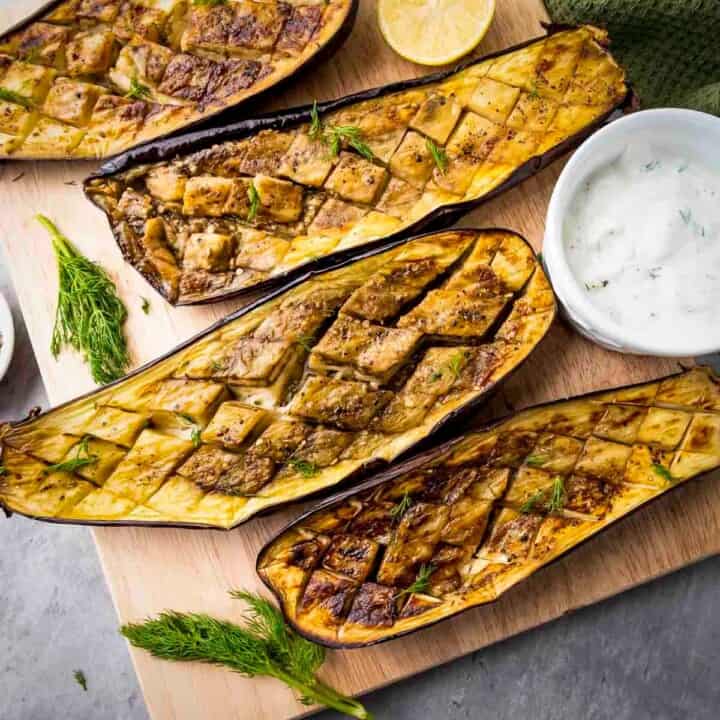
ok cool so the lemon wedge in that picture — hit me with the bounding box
[378,0,496,66]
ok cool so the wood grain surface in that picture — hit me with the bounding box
[1,1,718,719]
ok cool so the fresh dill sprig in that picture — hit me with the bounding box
[430,352,465,383]
[525,454,547,467]
[425,138,448,173]
[193,0,227,5]
[295,335,315,352]
[44,436,98,475]
[141,297,151,314]
[121,590,371,719]
[519,489,545,514]
[126,76,151,101]
[447,352,465,380]
[309,100,323,140]
[679,208,692,225]
[651,463,673,483]
[288,458,319,477]
[307,101,374,160]
[390,492,412,522]
[527,82,540,100]
[38,215,130,386]
[547,475,565,513]
[328,125,374,160]
[0,87,33,108]
[191,426,201,448]
[73,670,88,692]
[0,465,6,475]
[176,413,202,447]
[247,182,260,222]
[396,564,435,599]
[519,476,565,514]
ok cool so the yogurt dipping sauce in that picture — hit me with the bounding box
[563,142,720,351]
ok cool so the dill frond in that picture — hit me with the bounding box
[73,669,88,692]
[121,591,371,718]
[288,459,319,477]
[396,564,435,599]
[425,138,448,173]
[38,215,130,386]
[43,436,98,475]
[447,352,465,379]
[652,463,673,483]
[306,101,374,160]
[548,475,565,513]
[0,87,33,108]
[519,489,545,514]
[390,493,413,522]
[309,100,323,140]
[247,182,260,222]
[126,77,151,101]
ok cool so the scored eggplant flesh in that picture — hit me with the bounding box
[257,367,720,647]
[0,228,554,529]
[0,0,356,159]
[84,25,628,304]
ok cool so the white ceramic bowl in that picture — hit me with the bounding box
[543,108,720,357]
[0,290,14,381]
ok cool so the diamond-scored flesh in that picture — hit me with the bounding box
[0,228,554,530]
[0,0,356,159]
[258,367,720,647]
[378,0,496,66]
[85,26,628,305]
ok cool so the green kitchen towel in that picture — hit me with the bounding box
[544,0,720,115]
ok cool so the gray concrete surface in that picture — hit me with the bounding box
[2,250,719,720]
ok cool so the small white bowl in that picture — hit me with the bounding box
[543,108,720,357]
[0,291,15,381]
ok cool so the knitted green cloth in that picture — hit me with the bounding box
[544,0,720,114]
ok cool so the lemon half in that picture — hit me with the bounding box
[378,0,496,66]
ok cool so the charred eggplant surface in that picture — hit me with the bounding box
[0,0,356,159]
[0,229,554,529]
[258,367,720,647]
[85,25,628,304]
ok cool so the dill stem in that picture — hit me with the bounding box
[309,676,372,719]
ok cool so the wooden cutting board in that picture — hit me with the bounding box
[1,1,719,718]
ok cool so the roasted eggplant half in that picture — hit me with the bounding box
[0,228,554,529]
[0,0,357,159]
[85,25,629,304]
[258,367,720,647]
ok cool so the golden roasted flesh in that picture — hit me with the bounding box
[84,25,628,304]
[258,367,720,646]
[0,0,355,158]
[0,229,554,529]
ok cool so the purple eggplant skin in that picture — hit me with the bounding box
[0,0,359,160]
[255,367,716,649]
[0,226,554,530]
[84,26,634,306]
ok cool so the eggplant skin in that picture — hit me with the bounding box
[0,0,357,160]
[0,228,554,530]
[84,25,629,305]
[257,367,720,647]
